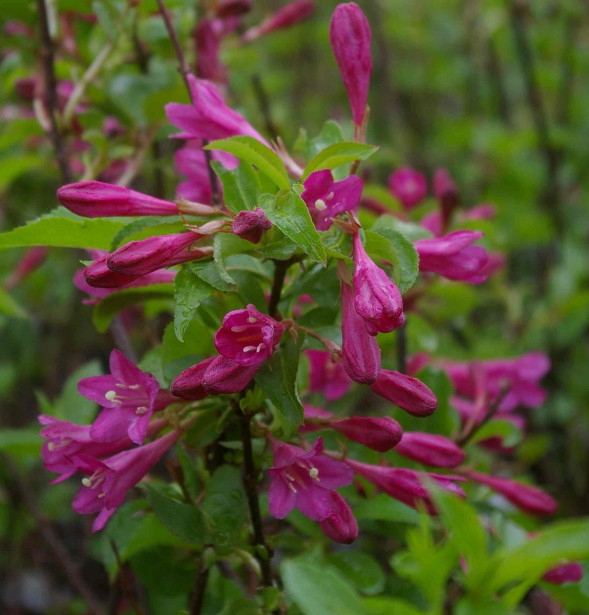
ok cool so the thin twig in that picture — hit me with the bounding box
[37,0,72,183]
[268,258,296,319]
[190,557,210,615]
[397,321,407,374]
[251,74,278,140]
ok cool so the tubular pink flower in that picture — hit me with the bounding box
[415,230,490,284]
[371,369,438,417]
[171,355,260,400]
[543,562,583,585]
[214,304,283,366]
[57,181,179,218]
[241,0,315,43]
[394,432,465,468]
[319,492,358,544]
[341,281,381,384]
[165,75,268,144]
[72,429,181,532]
[83,254,140,289]
[215,0,253,18]
[388,167,428,210]
[433,167,460,225]
[352,232,404,335]
[465,471,558,517]
[307,349,351,401]
[464,203,496,221]
[329,2,372,126]
[195,19,227,84]
[346,459,466,514]
[106,231,203,278]
[3,246,48,291]
[232,208,272,244]
[420,210,443,237]
[78,350,173,445]
[301,170,363,231]
[268,437,354,521]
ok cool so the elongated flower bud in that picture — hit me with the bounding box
[232,208,272,243]
[352,233,404,335]
[57,181,179,218]
[84,254,140,289]
[319,492,358,544]
[329,3,372,126]
[543,562,583,585]
[341,281,381,384]
[466,471,558,517]
[395,432,465,468]
[333,416,403,452]
[241,0,315,43]
[371,369,438,417]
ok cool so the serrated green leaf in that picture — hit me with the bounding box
[259,191,326,264]
[212,160,261,214]
[174,268,214,341]
[301,142,379,181]
[206,136,290,190]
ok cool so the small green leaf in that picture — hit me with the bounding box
[206,136,290,190]
[301,142,379,181]
[212,160,261,213]
[256,334,305,438]
[372,215,433,242]
[144,484,207,544]
[174,267,214,342]
[328,552,385,595]
[259,191,326,264]
[363,597,423,615]
[0,428,42,456]
[0,288,27,318]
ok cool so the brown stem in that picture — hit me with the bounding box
[397,321,407,374]
[189,558,210,615]
[37,0,72,183]
[268,258,296,319]
[251,74,278,140]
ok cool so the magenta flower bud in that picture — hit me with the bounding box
[72,429,181,532]
[388,167,428,210]
[195,19,226,84]
[464,203,496,221]
[371,369,438,417]
[57,181,178,218]
[166,75,268,144]
[106,231,202,278]
[268,437,354,521]
[4,246,48,291]
[232,207,272,244]
[415,230,490,284]
[543,562,583,585]
[214,304,283,367]
[103,116,125,138]
[332,416,403,452]
[307,349,351,401]
[341,281,381,384]
[319,492,358,544]
[352,233,404,335]
[215,0,252,18]
[420,210,443,237]
[433,167,460,219]
[346,459,466,514]
[394,432,465,468]
[83,254,140,289]
[301,170,363,231]
[466,471,558,517]
[171,355,260,400]
[329,3,372,126]
[241,0,315,43]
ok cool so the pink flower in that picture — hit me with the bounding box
[415,230,490,284]
[543,562,583,585]
[301,170,363,231]
[3,246,48,291]
[319,492,358,544]
[165,75,267,144]
[268,437,354,521]
[241,0,315,43]
[465,471,558,517]
[232,208,272,244]
[214,304,283,366]
[106,232,204,278]
[195,19,227,84]
[346,459,466,514]
[433,167,460,221]
[39,415,132,483]
[103,117,125,138]
[388,167,428,210]
[329,3,372,127]
[307,349,351,401]
[464,203,496,221]
[78,350,173,445]
[352,233,404,335]
[215,0,252,18]
[420,210,443,237]
[72,429,180,532]
[371,369,438,417]
[57,181,178,217]
[83,253,140,289]
[394,432,465,468]
[341,281,381,384]
[171,355,260,399]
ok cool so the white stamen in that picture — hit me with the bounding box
[286,474,296,482]
[248,316,257,324]
[128,384,141,390]
[231,325,248,333]
[105,390,117,401]
[315,199,327,211]
[81,478,92,487]
[287,482,298,493]
[243,345,256,353]
[256,343,265,353]
[98,492,106,499]
[326,191,335,201]
[309,468,319,480]
[116,383,127,388]
[135,406,148,415]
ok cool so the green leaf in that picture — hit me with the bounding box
[364,229,419,294]
[301,120,344,160]
[372,215,433,242]
[0,208,125,251]
[55,360,103,424]
[0,428,42,456]
[259,191,327,264]
[92,284,174,333]
[328,552,385,595]
[470,419,523,448]
[256,334,305,438]
[363,597,423,615]
[0,288,27,318]
[201,465,248,556]
[213,233,255,286]
[282,558,367,615]
[354,493,419,524]
[302,142,379,180]
[206,136,290,190]
[174,267,214,342]
[212,160,261,214]
[144,484,207,545]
